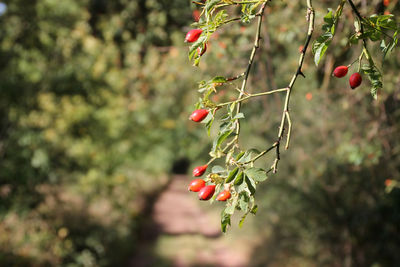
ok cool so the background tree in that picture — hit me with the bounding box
[0,0,399,266]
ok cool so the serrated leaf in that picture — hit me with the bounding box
[205,0,220,14]
[239,192,250,212]
[323,10,333,24]
[244,167,268,182]
[211,76,227,83]
[201,111,213,124]
[206,116,215,136]
[221,210,231,233]
[211,165,226,174]
[239,213,248,228]
[234,171,244,185]
[233,113,245,120]
[236,149,260,164]
[225,195,238,215]
[250,205,258,215]
[245,175,256,195]
[312,4,345,65]
[312,32,332,66]
[219,121,233,133]
[235,151,245,161]
[361,63,382,100]
[225,167,239,183]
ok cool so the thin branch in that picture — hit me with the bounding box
[234,1,269,143]
[273,0,315,173]
[217,88,288,107]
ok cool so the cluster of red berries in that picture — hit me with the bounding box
[333,65,362,89]
[188,108,231,201]
[188,167,231,201]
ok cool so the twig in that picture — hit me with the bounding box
[273,0,315,173]
[234,1,269,143]
[216,88,288,107]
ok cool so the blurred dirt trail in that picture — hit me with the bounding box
[129,175,252,267]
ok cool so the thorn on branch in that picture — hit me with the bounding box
[297,70,306,78]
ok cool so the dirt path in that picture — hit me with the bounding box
[129,175,255,267]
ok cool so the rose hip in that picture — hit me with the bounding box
[349,72,362,89]
[193,164,208,177]
[185,29,203,43]
[216,190,231,201]
[198,185,216,200]
[190,109,209,122]
[333,66,348,78]
[188,179,206,192]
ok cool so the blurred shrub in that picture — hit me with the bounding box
[0,0,210,265]
[0,0,399,266]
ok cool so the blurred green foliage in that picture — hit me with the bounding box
[0,0,205,265]
[0,0,399,266]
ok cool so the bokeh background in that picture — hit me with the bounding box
[0,0,399,266]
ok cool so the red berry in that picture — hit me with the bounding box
[188,179,206,192]
[198,185,216,201]
[216,190,231,201]
[384,0,390,7]
[349,72,362,89]
[197,43,207,56]
[190,109,209,122]
[193,164,208,177]
[185,29,203,43]
[385,179,392,187]
[333,66,348,78]
[192,10,201,22]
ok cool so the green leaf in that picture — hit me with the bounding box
[211,165,226,174]
[211,129,234,154]
[235,151,245,161]
[361,63,383,100]
[217,129,233,146]
[312,32,332,66]
[245,175,256,195]
[221,210,231,233]
[239,213,248,228]
[188,35,207,61]
[250,205,258,215]
[205,115,215,136]
[244,167,268,182]
[234,171,244,185]
[205,0,220,15]
[201,111,213,124]
[312,5,345,65]
[225,167,239,183]
[219,121,233,133]
[211,76,227,83]
[236,149,260,164]
[323,10,334,25]
[239,191,250,212]
[233,113,245,120]
[225,195,238,215]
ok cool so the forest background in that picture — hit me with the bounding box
[0,0,399,266]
